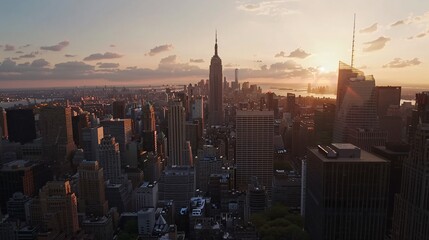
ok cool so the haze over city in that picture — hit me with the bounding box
[1,0,428,89]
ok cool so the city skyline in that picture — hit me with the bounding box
[0,0,428,89]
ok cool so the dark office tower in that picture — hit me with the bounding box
[0,107,7,139]
[375,86,401,117]
[82,126,104,162]
[286,93,296,117]
[112,100,126,119]
[72,112,90,147]
[376,86,403,142]
[0,160,49,215]
[141,103,156,132]
[372,142,409,235]
[236,110,274,192]
[100,119,132,166]
[392,92,429,240]
[6,109,37,144]
[305,144,389,240]
[333,62,379,142]
[266,92,274,110]
[208,33,224,126]
[39,106,75,175]
[314,103,335,145]
[98,136,122,184]
[78,161,108,216]
[167,100,186,166]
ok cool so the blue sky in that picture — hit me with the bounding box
[0,0,428,88]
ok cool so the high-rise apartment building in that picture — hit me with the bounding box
[141,103,156,132]
[305,144,389,240]
[81,126,104,162]
[78,160,108,216]
[208,33,224,125]
[236,110,274,192]
[98,135,122,184]
[392,92,429,240]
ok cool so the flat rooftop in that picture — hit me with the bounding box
[309,147,388,163]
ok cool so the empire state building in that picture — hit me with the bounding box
[208,33,224,125]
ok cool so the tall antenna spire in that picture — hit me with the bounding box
[215,29,218,56]
[351,13,356,68]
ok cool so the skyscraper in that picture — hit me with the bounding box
[167,100,187,166]
[98,135,122,184]
[333,62,379,142]
[39,105,76,175]
[78,160,108,216]
[141,103,156,132]
[112,100,126,119]
[6,109,37,144]
[208,32,224,125]
[236,110,273,192]
[305,144,389,240]
[100,119,132,165]
[81,126,104,162]
[392,92,429,240]
[0,107,7,139]
[36,181,79,236]
[141,103,157,152]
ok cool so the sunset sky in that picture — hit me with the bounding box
[0,0,428,89]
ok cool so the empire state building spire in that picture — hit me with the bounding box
[215,30,218,56]
[209,30,224,125]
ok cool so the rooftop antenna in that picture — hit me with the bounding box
[215,29,218,55]
[351,13,356,68]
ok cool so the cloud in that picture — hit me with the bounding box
[288,48,311,58]
[146,44,173,56]
[0,58,51,75]
[190,58,204,63]
[15,51,24,54]
[4,44,15,51]
[225,63,240,68]
[363,36,390,52]
[269,60,300,71]
[65,54,76,58]
[237,0,299,16]
[19,44,31,48]
[391,11,429,27]
[359,23,378,33]
[31,59,49,68]
[391,20,406,27]
[19,52,38,59]
[83,52,123,61]
[410,31,428,39]
[0,54,329,84]
[275,51,286,58]
[40,41,69,51]
[97,62,120,68]
[110,44,116,47]
[382,58,421,68]
[160,55,177,64]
